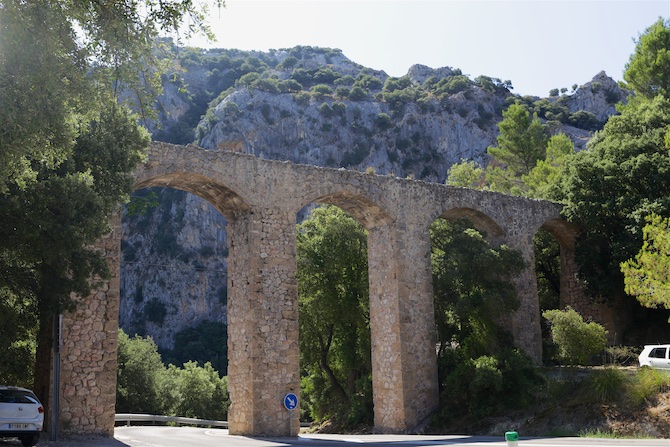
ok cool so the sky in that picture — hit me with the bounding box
[182,0,669,97]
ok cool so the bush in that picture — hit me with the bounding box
[310,84,333,99]
[374,113,394,131]
[319,102,334,118]
[117,329,230,420]
[629,366,670,406]
[436,348,544,420]
[542,306,607,365]
[604,345,640,365]
[582,367,627,402]
[348,86,367,101]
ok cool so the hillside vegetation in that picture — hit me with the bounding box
[121,41,629,352]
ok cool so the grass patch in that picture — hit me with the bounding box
[581,368,628,402]
[629,367,670,406]
[580,429,655,439]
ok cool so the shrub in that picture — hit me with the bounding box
[282,79,303,93]
[629,366,670,406]
[582,367,627,402]
[568,110,602,131]
[542,306,607,365]
[374,113,394,131]
[117,329,230,420]
[236,72,260,87]
[277,55,298,70]
[355,73,383,90]
[348,86,367,101]
[604,345,640,365]
[336,86,350,98]
[319,102,334,118]
[310,84,333,99]
[293,92,311,106]
[436,348,544,420]
[468,356,503,417]
[251,77,281,94]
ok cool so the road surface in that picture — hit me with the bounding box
[1,426,668,447]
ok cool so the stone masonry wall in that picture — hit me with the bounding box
[60,142,573,437]
[60,214,121,436]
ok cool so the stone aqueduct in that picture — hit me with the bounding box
[56,142,585,437]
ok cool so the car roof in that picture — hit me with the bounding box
[0,385,34,393]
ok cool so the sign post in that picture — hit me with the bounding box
[283,393,298,437]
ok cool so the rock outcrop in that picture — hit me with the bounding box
[120,44,630,351]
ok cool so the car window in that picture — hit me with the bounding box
[650,347,667,359]
[0,390,39,404]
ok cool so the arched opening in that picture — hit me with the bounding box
[294,192,390,429]
[429,208,541,421]
[116,172,249,421]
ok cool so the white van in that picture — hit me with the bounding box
[639,344,670,370]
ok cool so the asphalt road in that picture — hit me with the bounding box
[2,426,666,447]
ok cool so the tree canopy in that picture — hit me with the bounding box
[0,0,221,417]
[621,214,670,311]
[296,205,372,425]
[623,18,670,100]
[430,218,526,359]
[485,102,548,194]
[558,94,670,298]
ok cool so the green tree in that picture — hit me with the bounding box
[621,214,670,311]
[445,159,485,189]
[485,102,548,194]
[116,329,230,419]
[542,306,607,365]
[623,18,670,100]
[169,361,230,420]
[522,133,575,200]
[430,218,526,359]
[558,95,670,298]
[116,330,168,414]
[296,206,372,425]
[162,320,228,376]
[0,0,220,419]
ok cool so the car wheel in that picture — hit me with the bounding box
[19,434,39,447]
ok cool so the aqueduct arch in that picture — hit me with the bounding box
[57,142,578,437]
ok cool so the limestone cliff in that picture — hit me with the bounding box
[120,44,629,351]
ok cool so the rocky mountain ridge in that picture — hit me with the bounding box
[120,43,630,351]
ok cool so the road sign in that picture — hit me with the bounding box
[283,393,298,411]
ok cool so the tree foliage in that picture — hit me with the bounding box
[296,206,372,426]
[430,219,543,421]
[116,329,229,420]
[542,306,607,365]
[430,218,526,359]
[522,132,574,200]
[486,102,548,185]
[621,213,670,311]
[558,95,670,298]
[0,0,220,417]
[623,18,670,100]
[161,320,228,376]
[446,159,485,189]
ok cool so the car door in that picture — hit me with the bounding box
[648,346,670,369]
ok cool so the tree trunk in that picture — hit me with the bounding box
[318,328,348,403]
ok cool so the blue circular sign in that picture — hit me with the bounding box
[283,393,298,410]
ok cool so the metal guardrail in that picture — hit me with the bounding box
[115,413,312,429]
[115,413,228,428]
